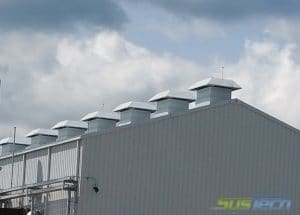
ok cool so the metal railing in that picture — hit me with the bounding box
[0,176,78,201]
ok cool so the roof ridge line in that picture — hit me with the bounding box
[233,99,300,136]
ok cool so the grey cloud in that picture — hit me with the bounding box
[0,32,60,138]
[0,0,127,30]
[0,31,204,139]
[133,0,300,21]
[1,30,300,141]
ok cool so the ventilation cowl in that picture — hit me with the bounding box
[81,111,120,133]
[52,120,88,142]
[149,90,195,118]
[26,129,58,147]
[0,137,30,156]
[189,77,241,108]
[113,101,156,126]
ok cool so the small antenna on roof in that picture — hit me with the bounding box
[221,66,224,79]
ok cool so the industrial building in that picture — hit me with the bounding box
[0,77,299,214]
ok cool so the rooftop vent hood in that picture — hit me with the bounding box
[188,77,241,108]
[113,101,156,126]
[0,137,30,156]
[26,129,58,147]
[149,90,195,118]
[52,120,88,142]
[81,111,120,133]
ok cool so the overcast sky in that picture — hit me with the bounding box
[0,0,300,138]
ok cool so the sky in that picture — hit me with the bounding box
[0,0,300,138]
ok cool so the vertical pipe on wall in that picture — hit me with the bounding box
[44,147,52,215]
[22,154,27,185]
[75,140,81,181]
[73,140,81,215]
[10,127,16,188]
[21,153,26,207]
[10,153,14,188]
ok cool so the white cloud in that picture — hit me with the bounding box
[1,27,300,140]
[33,31,203,109]
[0,31,204,138]
[230,39,300,128]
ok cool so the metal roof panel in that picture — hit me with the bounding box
[52,120,88,129]
[81,111,120,121]
[0,137,31,145]
[188,77,242,91]
[26,129,58,137]
[113,101,156,112]
[149,90,195,102]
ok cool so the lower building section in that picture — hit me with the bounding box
[0,192,76,215]
[0,139,81,215]
[0,177,78,215]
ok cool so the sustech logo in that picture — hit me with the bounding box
[211,197,291,212]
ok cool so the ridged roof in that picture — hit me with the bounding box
[0,137,31,145]
[26,129,58,137]
[52,120,88,129]
[149,90,195,102]
[113,101,156,112]
[81,111,120,121]
[189,77,242,91]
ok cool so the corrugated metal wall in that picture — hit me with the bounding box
[0,139,80,215]
[46,191,70,215]
[25,149,48,184]
[0,157,12,188]
[0,141,78,188]
[50,141,77,180]
[78,100,300,215]
[12,155,23,187]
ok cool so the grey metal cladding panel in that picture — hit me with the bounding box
[47,192,68,215]
[0,155,23,188]
[78,102,300,215]
[12,155,24,187]
[0,157,12,189]
[25,149,48,184]
[50,141,77,180]
[47,192,75,215]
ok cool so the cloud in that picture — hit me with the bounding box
[0,31,204,138]
[230,39,300,128]
[0,0,127,30]
[128,0,300,21]
[1,27,300,140]
[0,32,60,137]
[2,0,296,33]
